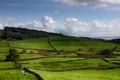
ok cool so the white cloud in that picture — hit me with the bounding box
[53,0,120,8]
[6,16,22,22]
[13,16,56,32]
[41,16,56,32]
[0,23,3,29]
[3,16,120,38]
[1,3,24,7]
[54,10,60,14]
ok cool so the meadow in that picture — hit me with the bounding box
[0,35,120,80]
[31,68,120,80]
[0,61,37,80]
[9,36,120,54]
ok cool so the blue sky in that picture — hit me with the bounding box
[0,0,120,38]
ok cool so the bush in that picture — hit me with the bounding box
[5,49,20,61]
[98,49,113,55]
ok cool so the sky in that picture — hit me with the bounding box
[0,0,120,38]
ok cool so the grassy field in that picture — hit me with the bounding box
[19,57,119,71]
[19,53,44,59]
[0,35,120,80]
[0,69,37,80]
[0,40,8,47]
[0,61,37,80]
[0,53,8,60]
[31,68,120,80]
[9,36,120,54]
[10,38,53,50]
[50,36,120,51]
[0,62,16,69]
[0,30,3,36]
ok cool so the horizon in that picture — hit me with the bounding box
[0,0,120,37]
[1,26,120,40]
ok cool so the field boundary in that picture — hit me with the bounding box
[15,61,44,80]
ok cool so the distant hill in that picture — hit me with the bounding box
[3,27,63,40]
[109,39,120,44]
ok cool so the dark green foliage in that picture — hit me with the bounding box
[22,49,27,54]
[88,48,95,53]
[78,49,81,51]
[5,49,19,61]
[109,38,120,44]
[4,27,63,40]
[98,49,113,55]
[112,46,120,52]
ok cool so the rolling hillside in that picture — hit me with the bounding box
[9,36,120,54]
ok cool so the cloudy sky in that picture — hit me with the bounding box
[0,0,120,38]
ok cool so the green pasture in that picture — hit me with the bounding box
[0,53,8,60]
[0,40,8,47]
[0,30,3,36]
[0,61,37,80]
[0,69,37,80]
[0,62,16,69]
[31,68,120,80]
[0,47,9,53]
[106,56,120,64]
[19,53,44,59]
[19,57,81,63]
[50,36,120,52]
[10,38,53,50]
[19,58,119,70]
[9,36,120,54]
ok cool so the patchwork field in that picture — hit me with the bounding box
[9,36,120,53]
[0,61,37,80]
[31,68,120,80]
[0,36,120,80]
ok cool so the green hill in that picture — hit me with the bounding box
[0,27,120,54]
[9,36,120,54]
[4,27,63,40]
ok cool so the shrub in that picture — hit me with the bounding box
[98,49,113,55]
[5,49,20,61]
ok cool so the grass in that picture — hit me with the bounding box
[7,36,120,57]
[31,68,120,80]
[10,38,53,50]
[19,53,44,59]
[114,51,120,54]
[0,30,3,36]
[0,40,8,47]
[0,69,37,80]
[10,36,120,54]
[50,36,120,52]
[0,53,8,60]
[0,62,17,69]
[105,56,120,64]
[0,57,37,80]
[19,57,81,63]
[0,47,9,53]
[19,58,118,70]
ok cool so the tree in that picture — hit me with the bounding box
[5,49,20,61]
[98,49,113,55]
